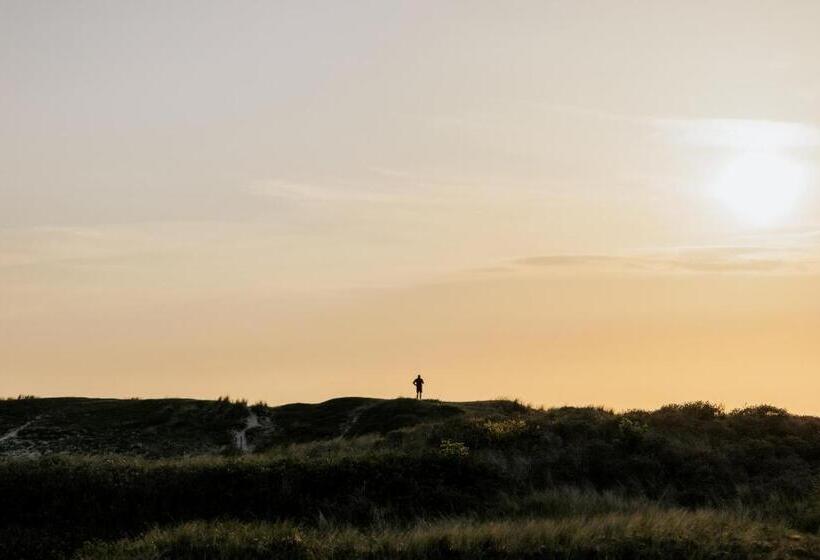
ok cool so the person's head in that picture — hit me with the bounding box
[416,374,422,379]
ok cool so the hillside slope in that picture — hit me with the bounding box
[0,396,519,457]
[0,397,248,456]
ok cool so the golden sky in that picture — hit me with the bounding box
[2,1,820,412]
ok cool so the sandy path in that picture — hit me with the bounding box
[340,403,372,438]
[233,411,259,452]
[0,419,36,443]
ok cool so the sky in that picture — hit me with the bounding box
[2,1,820,413]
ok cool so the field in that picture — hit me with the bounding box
[1,396,819,559]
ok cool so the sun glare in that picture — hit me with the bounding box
[713,152,807,227]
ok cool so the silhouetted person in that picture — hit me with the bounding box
[413,374,424,400]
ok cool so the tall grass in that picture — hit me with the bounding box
[76,510,819,560]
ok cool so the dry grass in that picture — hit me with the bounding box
[77,509,819,560]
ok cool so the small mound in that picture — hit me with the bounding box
[345,398,464,437]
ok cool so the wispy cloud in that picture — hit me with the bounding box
[551,105,820,151]
[0,227,124,268]
[656,118,820,150]
[0,223,270,269]
[514,245,820,274]
[736,227,820,246]
[248,180,403,204]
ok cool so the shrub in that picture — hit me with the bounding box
[483,418,528,440]
[731,405,789,417]
[439,440,470,458]
[657,401,725,420]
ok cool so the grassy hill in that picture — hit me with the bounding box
[0,397,248,456]
[1,396,819,559]
[0,396,515,457]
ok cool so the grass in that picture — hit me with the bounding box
[76,511,819,559]
[0,397,248,456]
[2,397,820,559]
[0,396,473,456]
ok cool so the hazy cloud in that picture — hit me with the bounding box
[514,245,819,274]
[736,227,820,246]
[657,118,820,150]
[0,223,270,269]
[248,180,404,204]
[552,106,820,151]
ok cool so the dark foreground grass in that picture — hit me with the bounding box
[76,511,820,560]
[0,452,502,559]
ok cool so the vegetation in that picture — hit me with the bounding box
[76,511,819,560]
[1,397,819,559]
[0,397,248,456]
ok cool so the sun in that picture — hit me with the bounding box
[712,152,807,227]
